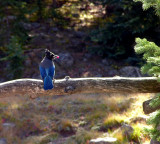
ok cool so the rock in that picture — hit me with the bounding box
[56,53,74,68]
[0,138,7,144]
[119,66,141,77]
[150,139,160,144]
[89,137,117,144]
[121,124,134,139]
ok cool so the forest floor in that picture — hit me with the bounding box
[0,93,153,144]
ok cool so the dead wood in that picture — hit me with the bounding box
[0,77,159,98]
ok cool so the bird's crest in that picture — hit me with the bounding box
[45,49,59,60]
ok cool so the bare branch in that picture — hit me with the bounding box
[0,77,159,98]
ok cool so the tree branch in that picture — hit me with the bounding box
[0,77,159,98]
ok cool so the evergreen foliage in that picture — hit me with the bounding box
[0,0,30,79]
[135,38,160,76]
[134,0,160,16]
[134,0,160,141]
[0,36,25,79]
[135,39,160,141]
[88,0,160,61]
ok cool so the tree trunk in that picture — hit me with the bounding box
[0,77,159,98]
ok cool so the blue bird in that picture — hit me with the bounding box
[39,49,59,90]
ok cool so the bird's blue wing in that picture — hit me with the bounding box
[48,66,55,80]
[39,66,47,80]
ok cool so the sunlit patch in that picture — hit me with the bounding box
[57,0,106,29]
[0,93,155,143]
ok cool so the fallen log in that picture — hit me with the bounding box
[0,77,159,98]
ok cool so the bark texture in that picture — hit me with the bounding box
[0,77,159,98]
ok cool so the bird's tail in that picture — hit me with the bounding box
[44,75,53,90]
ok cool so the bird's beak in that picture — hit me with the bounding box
[53,55,59,60]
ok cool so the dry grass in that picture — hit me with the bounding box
[0,93,154,143]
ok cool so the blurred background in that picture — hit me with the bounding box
[0,0,160,81]
[0,1,160,143]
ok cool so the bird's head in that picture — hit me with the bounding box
[45,49,59,60]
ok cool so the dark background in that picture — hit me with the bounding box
[0,0,159,81]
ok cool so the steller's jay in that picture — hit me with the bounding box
[39,49,59,90]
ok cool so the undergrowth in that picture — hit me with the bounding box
[0,93,152,143]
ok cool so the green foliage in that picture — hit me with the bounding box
[134,33,160,143]
[88,0,160,61]
[134,0,160,16]
[144,93,160,141]
[143,110,160,141]
[0,0,30,79]
[134,0,160,141]
[0,0,29,44]
[150,95,160,109]
[134,38,160,76]
[131,125,142,142]
[0,36,25,79]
